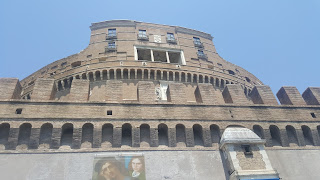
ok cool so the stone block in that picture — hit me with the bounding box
[0,78,22,100]
[196,84,224,104]
[138,81,155,103]
[302,87,320,105]
[222,84,251,105]
[32,79,56,100]
[69,79,89,101]
[106,80,123,102]
[276,86,306,105]
[250,85,278,105]
[167,83,187,104]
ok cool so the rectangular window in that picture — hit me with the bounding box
[137,30,149,41]
[106,29,117,39]
[108,42,116,49]
[167,33,177,44]
[167,33,175,40]
[139,30,147,37]
[198,50,204,56]
[108,29,116,36]
[193,37,203,47]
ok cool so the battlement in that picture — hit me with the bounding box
[1,78,319,107]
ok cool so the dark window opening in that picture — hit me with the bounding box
[245,77,251,83]
[137,49,151,61]
[16,108,22,114]
[71,61,81,68]
[107,110,112,116]
[153,50,167,62]
[311,113,316,118]
[227,70,235,75]
[242,145,253,155]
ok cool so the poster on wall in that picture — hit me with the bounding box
[92,154,146,180]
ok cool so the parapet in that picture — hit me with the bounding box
[250,85,278,105]
[0,78,21,100]
[276,86,306,105]
[222,84,252,105]
[302,87,320,105]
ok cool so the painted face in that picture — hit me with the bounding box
[101,162,120,178]
[131,158,143,172]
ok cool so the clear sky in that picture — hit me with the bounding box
[1,0,319,95]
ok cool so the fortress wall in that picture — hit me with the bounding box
[0,150,319,180]
[0,151,226,180]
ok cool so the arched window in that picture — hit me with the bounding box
[102,124,113,146]
[140,124,150,146]
[199,75,203,83]
[187,73,191,82]
[253,125,264,139]
[269,125,282,146]
[109,69,115,79]
[210,125,220,143]
[215,78,219,87]
[205,76,209,83]
[150,70,155,80]
[193,124,204,146]
[123,69,129,79]
[302,125,314,145]
[193,74,197,83]
[61,123,73,146]
[163,71,168,81]
[143,69,148,80]
[122,123,132,147]
[137,69,142,79]
[82,123,93,146]
[88,72,94,82]
[221,79,225,88]
[82,73,87,80]
[0,123,10,146]
[286,125,298,146]
[158,124,168,146]
[116,69,121,79]
[18,123,32,146]
[181,72,186,82]
[95,71,101,81]
[169,71,173,81]
[39,123,53,145]
[130,69,135,79]
[176,124,186,146]
[175,72,179,82]
[156,70,161,80]
[102,70,108,80]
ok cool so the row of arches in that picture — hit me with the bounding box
[0,122,319,150]
[55,68,251,93]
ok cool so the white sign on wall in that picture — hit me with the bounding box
[154,35,161,43]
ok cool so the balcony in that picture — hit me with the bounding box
[137,34,149,41]
[106,33,117,40]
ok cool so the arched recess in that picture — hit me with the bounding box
[175,72,179,82]
[286,125,298,146]
[210,124,220,144]
[123,69,129,79]
[95,71,101,81]
[102,70,108,80]
[143,69,148,80]
[318,126,320,138]
[137,69,143,79]
[122,123,132,147]
[116,69,121,79]
[302,125,314,146]
[193,124,204,146]
[156,70,161,80]
[158,124,168,146]
[169,71,173,81]
[18,123,32,146]
[253,125,264,139]
[269,125,282,146]
[39,123,53,145]
[199,75,203,83]
[82,123,94,146]
[61,123,73,146]
[140,124,150,146]
[176,124,186,146]
[193,74,197,83]
[102,124,113,145]
[181,72,186,82]
[130,69,135,79]
[0,123,10,146]
[109,69,115,79]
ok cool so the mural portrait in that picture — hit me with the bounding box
[93,155,146,180]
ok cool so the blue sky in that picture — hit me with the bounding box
[1,0,319,95]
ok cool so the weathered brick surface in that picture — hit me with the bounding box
[0,78,21,100]
[167,83,187,103]
[250,85,278,105]
[138,81,155,103]
[32,79,56,100]
[69,79,89,101]
[196,84,224,104]
[106,80,123,102]
[302,87,320,105]
[277,86,306,105]
[222,84,252,105]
